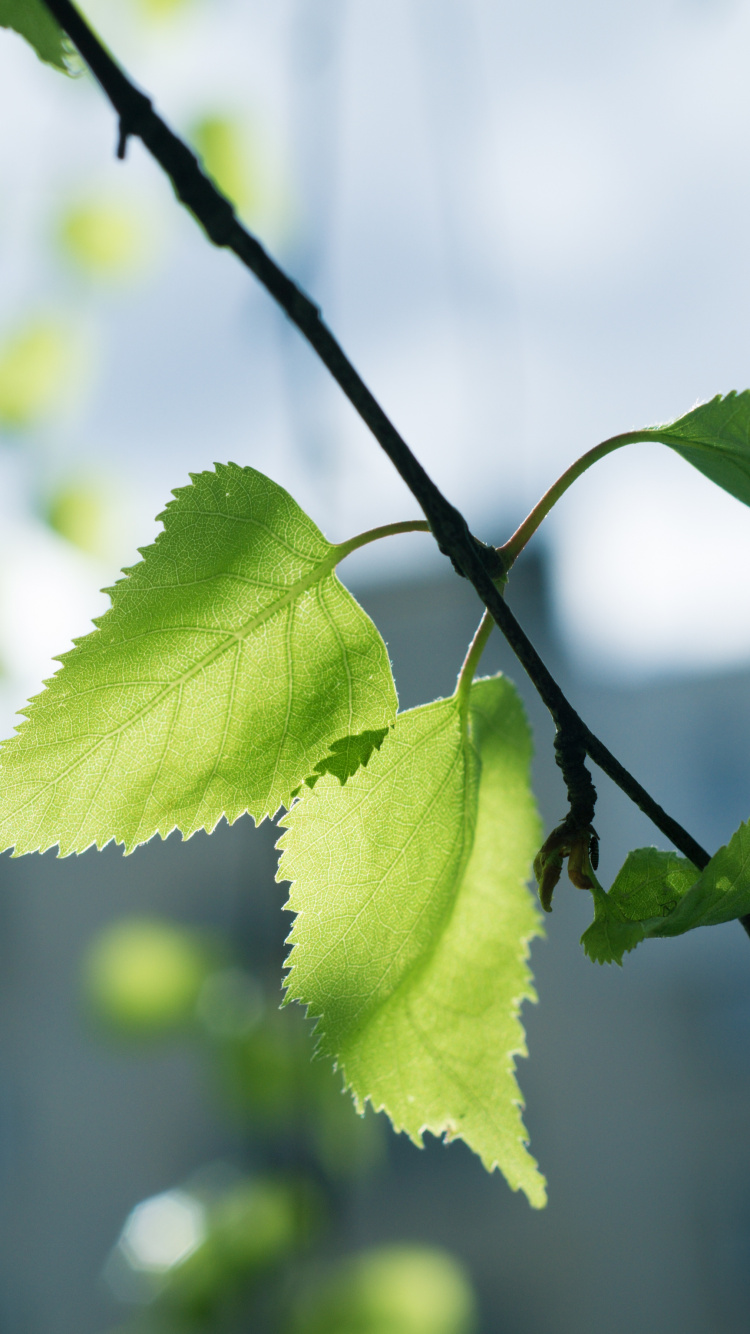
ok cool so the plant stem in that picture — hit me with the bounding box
[456,610,494,712]
[500,433,641,568]
[334,519,430,562]
[43,0,721,901]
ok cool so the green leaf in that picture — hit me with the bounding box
[0,0,69,70]
[279,675,546,1207]
[0,464,397,855]
[580,833,750,964]
[581,847,697,965]
[650,821,750,936]
[645,391,750,507]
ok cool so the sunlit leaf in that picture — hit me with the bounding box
[0,321,73,430]
[581,847,697,965]
[59,200,148,278]
[288,1245,477,1334]
[0,464,397,855]
[581,831,750,964]
[280,675,546,1206]
[0,0,70,70]
[644,391,750,507]
[651,821,750,936]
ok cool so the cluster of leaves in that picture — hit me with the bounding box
[0,460,546,1204]
[582,826,750,965]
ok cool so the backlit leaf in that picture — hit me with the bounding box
[651,821,750,936]
[279,675,546,1206]
[644,391,750,507]
[0,0,69,69]
[0,464,397,855]
[581,847,697,965]
[581,831,750,964]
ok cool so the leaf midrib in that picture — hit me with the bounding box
[295,702,477,1049]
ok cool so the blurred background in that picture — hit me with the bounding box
[2,0,750,1329]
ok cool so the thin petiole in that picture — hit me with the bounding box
[499,431,646,570]
[456,609,494,714]
[334,519,431,562]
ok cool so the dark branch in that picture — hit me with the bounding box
[42,0,733,913]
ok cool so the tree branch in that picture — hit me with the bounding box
[41,0,730,908]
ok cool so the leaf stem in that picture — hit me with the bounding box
[456,610,494,714]
[334,519,430,562]
[499,432,642,569]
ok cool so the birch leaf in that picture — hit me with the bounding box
[279,675,546,1206]
[650,821,750,937]
[581,848,697,965]
[0,0,69,70]
[581,829,750,965]
[0,464,396,855]
[643,391,750,506]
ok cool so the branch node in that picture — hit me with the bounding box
[533,720,598,912]
[115,91,153,161]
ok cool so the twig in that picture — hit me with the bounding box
[40,0,728,906]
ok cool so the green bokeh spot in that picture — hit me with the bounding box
[59,201,148,278]
[0,322,73,431]
[192,115,259,215]
[85,918,210,1033]
[288,1245,477,1334]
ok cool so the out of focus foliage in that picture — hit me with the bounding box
[59,200,149,279]
[288,1246,476,1334]
[45,478,110,557]
[85,919,213,1034]
[0,321,73,431]
[86,916,477,1333]
[191,116,258,217]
